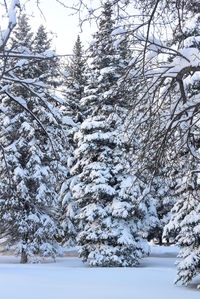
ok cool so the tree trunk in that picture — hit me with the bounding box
[20,249,28,264]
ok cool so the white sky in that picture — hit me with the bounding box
[2,0,138,55]
[24,0,95,55]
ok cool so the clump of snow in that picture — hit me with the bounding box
[111,27,126,36]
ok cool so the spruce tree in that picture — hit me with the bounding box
[146,169,175,244]
[163,3,200,286]
[32,24,64,189]
[57,36,86,246]
[32,25,59,86]
[63,35,86,122]
[73,1,149,266]
[163,157,200,286]
[0,16,61,263]
[11,13,33,50]
[115,31,164,246]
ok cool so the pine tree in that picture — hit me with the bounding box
[32,25,59,86]
[73,1,149,266]
[63,35,86,122]
[115,31,165,246]
[146,168,175,244]
[57,36,86,246]
[9,14,34,95]
[163,157,200,286]
[0,16,61,263]
[11,13,33,50]
[163,2,200,287]
[32,24,64,188]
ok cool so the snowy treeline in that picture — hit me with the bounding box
[0,0,200,289]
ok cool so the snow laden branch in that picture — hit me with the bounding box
[0,0,20,51]
[4,90,58,160]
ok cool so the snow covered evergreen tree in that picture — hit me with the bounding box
[32,25,59,86]
[62,35,86,122]
[163,156,200,287]
[146,168,175,244]
[114,31,167,246]
[0,16,61,263]
[73,1,149,266]
[11,13,33,50]
[163,2,200,286]
[56,35,87,246]
[32,24,64,189]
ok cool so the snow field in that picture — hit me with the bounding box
[0,247,199,299]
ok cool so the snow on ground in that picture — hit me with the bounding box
[0,246,199,299]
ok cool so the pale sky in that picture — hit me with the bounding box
[24,0,95,55]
